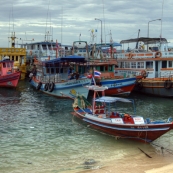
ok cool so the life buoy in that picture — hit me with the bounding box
[141,70,147,79]
[164,80,172,89]
[48,82,55,92]
[155,51,162,58]
[44,83,49,91]
[36,82,42,90]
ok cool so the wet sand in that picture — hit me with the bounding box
[77,151,173,173]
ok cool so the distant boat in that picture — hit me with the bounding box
[71,85,173,143]
[0,32,27,80]
[116,37,173,97]
[0,59,21,88]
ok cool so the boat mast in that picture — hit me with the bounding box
[135,29,140,49]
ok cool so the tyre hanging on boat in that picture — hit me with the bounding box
[48,82,55,92]
[44,83,49,91]
[164,80,172,89]
[136,82,143,90]
[36,82,42,90]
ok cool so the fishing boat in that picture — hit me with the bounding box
[29,55,91,99]
[115,37,173,97]
[0,32,27,80]
[0,58,21,88]
[72,40,141,96]
[71,85,173,143]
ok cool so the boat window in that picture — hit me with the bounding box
[100,66,104,72]
[46,68,50,73]
[131,62,136,68]
[56,68,60,73]
[146,61,153,68]
[7,63,11,67]
[16,56,18,61]
[152,47,159,51]
[162,61,167,68]
[125,62,130,68]
[109,65,112,71]
[3,63,6,68]
[51,68,54,74]
[168,61,173,68]
[105,65,108,71]
[137,62,144,68]
[12,56,14,61]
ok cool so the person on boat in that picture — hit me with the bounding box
[31,64,37,77]
[126,47,130,52]
[26,63,32,78]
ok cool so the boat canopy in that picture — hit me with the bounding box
[95,96,132,103]
[43,55,86,65]
[94,42,122,47]
[120,37,168,44]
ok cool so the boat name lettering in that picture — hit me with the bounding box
[111,83,122,87]
[65,81,80,85]
[137,126,148,129]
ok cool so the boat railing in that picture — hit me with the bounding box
[116,50,173,59]
[159,71,173,80]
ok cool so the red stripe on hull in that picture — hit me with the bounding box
[105,84,135,96]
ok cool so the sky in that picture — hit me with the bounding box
[0,0,172,48]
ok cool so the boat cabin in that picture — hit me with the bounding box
[34,55,88,83]
[115,37,173,79]
[0,59,15,76]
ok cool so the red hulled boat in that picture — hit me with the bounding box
[0,59,21,88]
[72,85,173,143]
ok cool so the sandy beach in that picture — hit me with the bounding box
[78,150,173,173]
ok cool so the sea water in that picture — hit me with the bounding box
[0,80,173,173]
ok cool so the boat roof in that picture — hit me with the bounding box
[18,41,72,47]
[95,42,122,47]
[120,37,168,44]
[95,96,132,103]
[43,55,86,64]
[0,59,13,63]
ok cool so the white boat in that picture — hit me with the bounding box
[115,37,173,97]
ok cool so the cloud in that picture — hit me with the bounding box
[0,0,172,47]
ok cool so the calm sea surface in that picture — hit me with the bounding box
[0,80,173,173]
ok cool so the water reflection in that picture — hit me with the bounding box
[0,81,173,173]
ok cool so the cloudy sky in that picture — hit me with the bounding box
[0,0,172,48]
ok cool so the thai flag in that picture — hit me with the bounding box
[94,70,101,78]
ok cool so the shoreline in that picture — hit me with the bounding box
[77,152,173,173]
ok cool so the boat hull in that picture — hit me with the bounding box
[30,78,91,99]
[135,80,173,97]
[97,77,136,96]
[0,72,21,88]
[72,111,173,143]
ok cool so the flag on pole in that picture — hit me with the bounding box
[94,70,101,78]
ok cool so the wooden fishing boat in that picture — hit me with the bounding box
[29,55,91,99]
[72,41,141,96]
[0,32,27,80]
[71,85,173,143]
[0,59,21,88]
[115,37,173,97]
